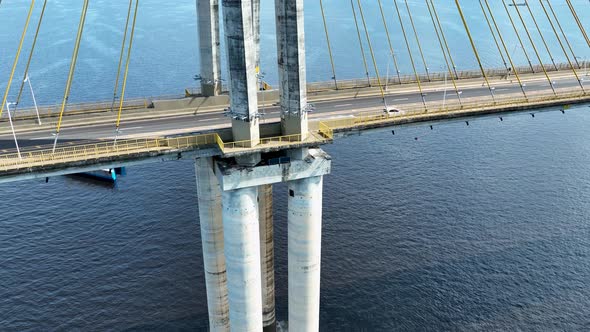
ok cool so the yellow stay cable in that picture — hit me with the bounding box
[523,2,558,71]
[319,0,338,89]
[0,0,36,119]
[538,0,584,92]
[454,0,495,101]
[15,0,47,111]
[425,0,462,105]
[404,0,431,82]
[483,0,527,99]
[546,0,580,68]
[501,1,535,73]
[429,0,458,79]
[394,0,427,109]
[377,0,402,84]
[509,0,556,95]
[565,0,590,48]
[350,0,371,86]
[356,0,386,106]
[479,0,508,71]
[53,0,90,151]
[110,0,134,113]
[115,0,139,137]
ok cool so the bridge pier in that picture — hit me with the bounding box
[222,186,264,331]
[195,157,230,332]
[288,175,324,332]
[197,0,222,96]
[259,184,277,332]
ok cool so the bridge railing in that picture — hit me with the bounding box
[2,97,152,122]
[319,90,588,130]
[0,134,219,171]
[306,61,589,93]
[0,128,335,171]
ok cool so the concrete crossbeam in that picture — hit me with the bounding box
[215,149,332,191]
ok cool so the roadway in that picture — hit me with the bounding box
[0,72,587,151]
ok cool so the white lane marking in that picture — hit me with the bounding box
[495,88,509,92]
[198,118,219,122]
[393,98,409,101]
[30,136,55,140]
[333,103,352,107]
[121,126,144,130]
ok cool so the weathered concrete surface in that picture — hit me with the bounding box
[215,149,332,191]
[258,184,276,332]
[288,175,324,332]
[275,0,308,138]
[222,0,260,145]
[195,157,230,332]
[197,0,222,96]
[222,186,264,332]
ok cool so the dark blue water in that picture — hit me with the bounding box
[1,0,590,331]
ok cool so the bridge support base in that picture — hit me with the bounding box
[288,175,324,332]
[259,184,276,332]
[195,157,230,331]
[214,148,330,331]
[222,186,264,331]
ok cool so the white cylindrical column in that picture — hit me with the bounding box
[288,176,324,332]
[195,158,230,332]
[222,186,263,332]
[259,184,276,332]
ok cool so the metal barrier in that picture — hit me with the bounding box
[320,90,589,130]
[0,130,334,172]
[0,134,218,171]
[3,97,151,122]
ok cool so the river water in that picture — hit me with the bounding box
[1,1,590,331]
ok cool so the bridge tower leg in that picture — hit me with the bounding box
[252,0,261,70]
[195,157,230,332]
[277,0,325,330]
[259,184,276,332]
[222,0,260,152]
[275,0,308,139]
[197,0,222,96]
[222,186,264,331]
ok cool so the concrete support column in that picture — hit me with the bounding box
[195,158,230,331]
[197,0,222,96]
[222,0,260,145]
[275,0,308,139]
[252,0,261,70]
[288,176,324,332]
[222,186,263,331]
[258,184,276,332]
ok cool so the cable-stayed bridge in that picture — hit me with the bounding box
[0,1,588,331]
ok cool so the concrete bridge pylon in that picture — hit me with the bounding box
[196,0,329,331]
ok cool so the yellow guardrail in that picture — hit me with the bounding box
[0,129,334,171]
[0,134,218,171]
